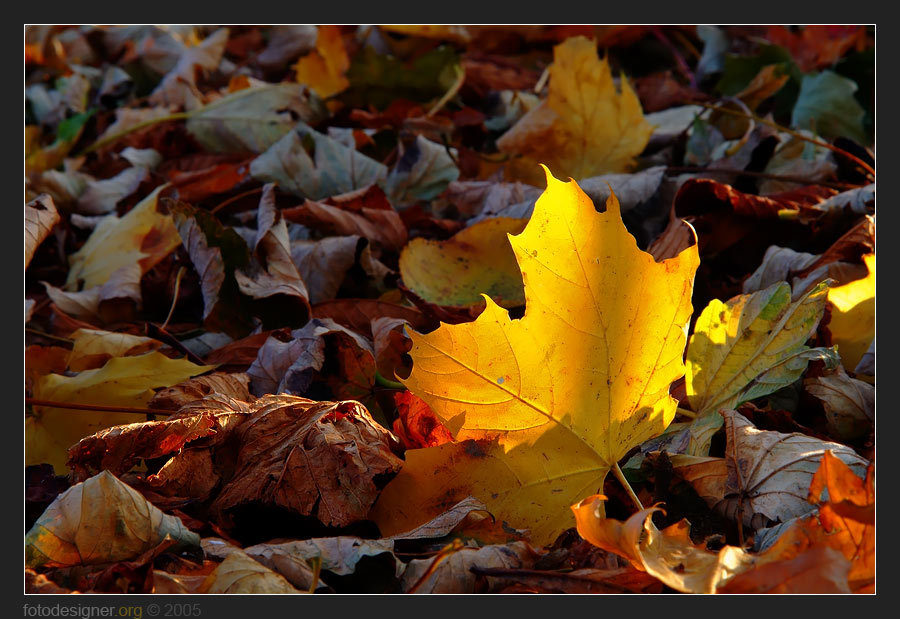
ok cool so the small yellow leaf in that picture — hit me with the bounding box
[28,352,215,472]
[399,217,527,308]
[827,253,875,372]
[497,36,653,183]
[294,25,350,99]
[370,168,699,545]
[65,186,181,290]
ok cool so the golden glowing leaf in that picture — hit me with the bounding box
[827,253,875,372]
[399,217,527,308]
[294,25,350,99]
[497,36,653,184]
[370,168,699,545]
[67,328,162,372]
[27,352,215,472]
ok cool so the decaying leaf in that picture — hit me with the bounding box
[211,395,402,528]
[371,169,699,545]
[827,253,874,372]
[149,372,254,411]
[399,542,540,594]
[25,470,200,568]
[497,36,653,183]
[399,217,527,308]
[383,135,460,207]
[282,193,407,252]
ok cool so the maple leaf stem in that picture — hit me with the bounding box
[613,462,644,512]
[375,371,405,390]
[427,64,466,118]
[676,407,697,419]
[25,397,171,416]
[695,102,875,180]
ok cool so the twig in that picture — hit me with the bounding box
[695,101,875,179]
[25,327,74,345]
[613,461,644,512]
[427,64,466,118]
[650,26,696,87]
[145,323,209,367]
[26,397,170,416]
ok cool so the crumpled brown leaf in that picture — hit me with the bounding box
[211,395,402,528]
[149,372,254,411]
[25,471,200,568]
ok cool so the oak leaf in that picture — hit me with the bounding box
[370,169,699,545]
[496,36,653,184]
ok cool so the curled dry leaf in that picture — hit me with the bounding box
[805,367,874,440]
[311,298,430,339]
[234,184,310,320]
[76,166,150,215]
[400,217,527,308]
[211,395,402,528]
[25,194,60,268]
[25,471,200,568]
[371,170,699,546]
[717,545,852,594]
[149,28,229,110]
[44,263,143,322]
[246,537,395,582]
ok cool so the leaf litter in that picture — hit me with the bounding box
[25,25,875,595]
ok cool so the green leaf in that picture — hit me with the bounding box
[791,70,867,143]
[56,110,95,143]
[341,46,460,110]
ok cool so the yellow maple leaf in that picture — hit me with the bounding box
[294,25,350,100]
[827,253,875,372]
[370,168,699,545]
[496,36,653,184]
[27,352,215,472]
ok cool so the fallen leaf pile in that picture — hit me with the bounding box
[25,25,874,595]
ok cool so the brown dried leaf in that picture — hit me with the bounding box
[200,549,302,594]
[391,390,453,450]
[718,545,851,593]
[211,395,402,528]
[372,316,412,380]
[311,299,430,339]
[399,542,540,594]
[291,235,360,304]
